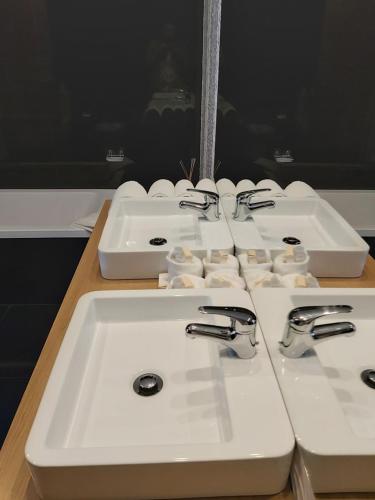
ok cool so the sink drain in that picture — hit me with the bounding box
[361,369,375,389]
[283,236,301,245]
[149,237,167,246]
[133,373,163,396]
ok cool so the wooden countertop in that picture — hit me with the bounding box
[1,200,375,500]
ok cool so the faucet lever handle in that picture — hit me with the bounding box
[236,188,271,202]
[199,306,256,327]
[289,305,353,329]
[186,188,219,202]
[311,321,356,340]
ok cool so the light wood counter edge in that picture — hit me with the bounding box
[0,200,374,500]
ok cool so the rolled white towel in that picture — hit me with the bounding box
[166,247,203,278]
[281,273,319,288]
[168,274,206,289]
[273,246,310,275]
[205,269,245,289]
[238,249,272,276]
[203,250,239,276]
[149,179,175,197]
[244,270,284,289]
[216,178,236,197]
[284,181,319,198]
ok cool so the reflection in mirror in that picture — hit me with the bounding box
[0,0,203,188]
[216,0,375,188]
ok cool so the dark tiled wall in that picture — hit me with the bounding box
[364,237,375,258]
[0,237,87,445]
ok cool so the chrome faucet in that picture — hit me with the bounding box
[179,189,220,221]
[233,189,275,221]
[280,305,356,358]
[186,306,257,359]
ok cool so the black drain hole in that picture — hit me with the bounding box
[133,373,163,396]
[361,369,375,389]
[149,237,167,246]
[283,236,301,245]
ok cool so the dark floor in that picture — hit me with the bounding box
[0,304,59,444]
[0,238,87,446]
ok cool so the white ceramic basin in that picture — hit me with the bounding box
[26,289,294,499]
[222,197,369,277]
[99,197,234,278]
[251,288,375,493]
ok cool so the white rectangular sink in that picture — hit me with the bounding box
[26,289,294,499]
[251,288,375,493]
[99,198,234,278]
[222,197,369,277]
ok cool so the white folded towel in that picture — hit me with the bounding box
[238,250,272,275]
[205,270,245,289]
[244,270,284,289]
[273,246,310,275]
[203,251,239,276]
[72,212,99,232]
[281,273,319,288]
[166,247,203,278]
[167,274,206,289]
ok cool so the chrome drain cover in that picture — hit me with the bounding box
[361,369,375,389]
[283,236,301,245]
[133,373,163,396]
[149,237,167,246]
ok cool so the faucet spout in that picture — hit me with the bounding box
[247,200,275,211]
[186,306,257,359]
[311,321,356,340]
[280,305,355,358]
[186,323,235,342]
[233,189,275,221]
[179,189,220,221]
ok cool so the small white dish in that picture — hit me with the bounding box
[216,178,236,197]
[148,179,175,198]
[195,178,217,193]
[284,181,319,198]
[116,181,148,198]
[236,179,256,194]
[175,179,194,197]
[256,179,285,197]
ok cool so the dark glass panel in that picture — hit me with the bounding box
[217,0,375,188]
[0,0,203,188]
